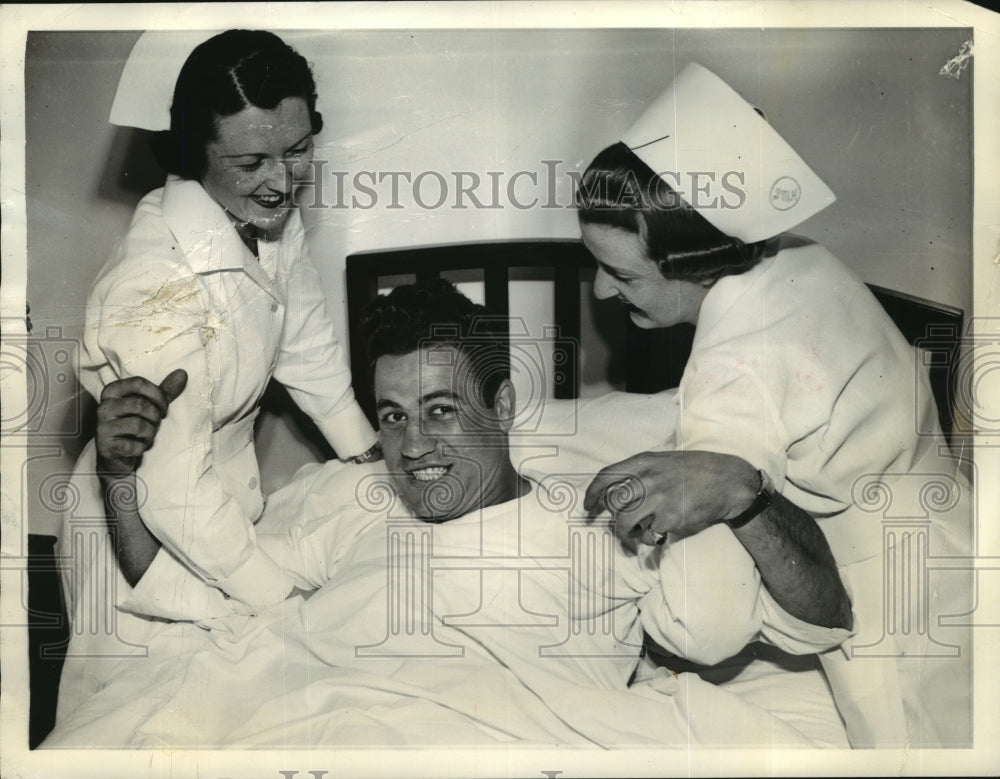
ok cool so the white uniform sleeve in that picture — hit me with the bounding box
[256,518,329,593]
[757,584,855,655]
[629,524,766,666]
[273,228,376,459]
[90,261,294,617]
[678,353,855,649]
[256,460,389,591]
[678,356,790,488]
[621,523,852,665]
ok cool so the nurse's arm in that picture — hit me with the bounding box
[97,372,187,586]
[585,450,852,631]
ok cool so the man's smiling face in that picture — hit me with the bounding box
[374,345,517,521]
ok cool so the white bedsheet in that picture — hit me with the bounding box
[45,391,849,749]
[43,594,846,749]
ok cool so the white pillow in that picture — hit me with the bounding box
[510,389,678,479]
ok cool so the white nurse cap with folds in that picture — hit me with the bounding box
[621,62,835,243]
[109,31,221,130]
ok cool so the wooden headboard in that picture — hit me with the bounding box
[346,240,596,417]
[866,284,964,441]
[345,240,963,440]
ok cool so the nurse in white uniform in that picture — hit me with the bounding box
[56,30,379,720]
[578,63,971,747]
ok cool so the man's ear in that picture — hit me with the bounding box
[492,379,516,432]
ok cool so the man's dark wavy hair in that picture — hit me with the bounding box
[361,278,510,407]
[150,29,323,180]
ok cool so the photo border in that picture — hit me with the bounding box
[2,2,998,777]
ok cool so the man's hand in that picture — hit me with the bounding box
[97,370,186,587]
[584,450,759,547]
[96,369,188,480]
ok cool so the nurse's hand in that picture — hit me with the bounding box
[96,370,188,480]
[584,450,760,547]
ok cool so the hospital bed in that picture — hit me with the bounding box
[30,239,964,749]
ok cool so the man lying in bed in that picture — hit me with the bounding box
[44,279,852,747]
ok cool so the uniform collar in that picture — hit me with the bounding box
[160,176,280,299]
[161,176,250,273]
[693,246,775,343]
[693,236,816,343]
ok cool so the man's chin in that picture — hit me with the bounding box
[412,495,465,523]
[401,493,465,523]
[392,471,472,522]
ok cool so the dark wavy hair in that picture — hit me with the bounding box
[576,142,766,284]
[150,29,323,180]
[361,278,510,408]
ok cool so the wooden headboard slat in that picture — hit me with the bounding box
[484,265,509,318]
[553,264,581,399]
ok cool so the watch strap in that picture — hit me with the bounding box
[726,469,773,529]
[348,441,383,465]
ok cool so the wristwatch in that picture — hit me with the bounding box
[348,442,383,465]
[726,469,774,529]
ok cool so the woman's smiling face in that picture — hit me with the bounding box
[581,222,709,329]
[200,96,315,234]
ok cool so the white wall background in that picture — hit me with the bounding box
[24,27,973,534]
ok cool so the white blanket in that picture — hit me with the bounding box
[45,392,848,749]
[42,593,846,748]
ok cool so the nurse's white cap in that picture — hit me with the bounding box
[622,63,836,244]
[109,31,221,130]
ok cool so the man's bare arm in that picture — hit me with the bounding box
[96,370,187,586]
[731,490,852,630]
[103,474,162,587]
